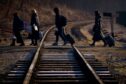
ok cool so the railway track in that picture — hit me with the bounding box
[3,24,119,84]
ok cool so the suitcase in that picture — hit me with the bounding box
[66,34,75,45]
[104,35,115,47]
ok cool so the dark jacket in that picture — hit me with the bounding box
[55,15,66,29]
[55,15,61,28]
[31,13,39,31]
[13,15,23,32]
[95,13,101,26]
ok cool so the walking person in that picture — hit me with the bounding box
[30,9,40,46]
[10,12,24,46]
[90,11,107,46]
[52,7,68,46]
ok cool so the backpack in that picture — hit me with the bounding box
[60,15,67,26]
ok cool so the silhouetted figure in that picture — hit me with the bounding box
[10,13,24,46]
[95,10,101,26]
[30,9,40,46]
[90,11,106,46]
[53,7,68,46]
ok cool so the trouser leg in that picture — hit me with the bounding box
[59,30,67,43]
[31,38,34,44]
[10,39,15,46]
[56,33,59,43]
[34,38,37,45]
[54,31,59,44]
[15,32,23,44]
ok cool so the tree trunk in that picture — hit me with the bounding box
[4,0,12,18]
[18,0,24,10]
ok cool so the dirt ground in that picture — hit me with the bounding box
[0,39,36,82]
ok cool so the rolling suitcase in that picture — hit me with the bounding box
[66,34,75,45]
[104,35,115,47]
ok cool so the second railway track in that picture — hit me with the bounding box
[3,24,119,84]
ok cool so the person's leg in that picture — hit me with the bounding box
[10,34,16,46]
[31,38,34,45]
[30,28,34,45]
[53,30,59,45]
[10,39,16,46]
[18,32,25,46]
[15,31,24,46]
[33,31,39,46]
[34,33,39,46]
[34,39,37,46]
[59,29,68,45]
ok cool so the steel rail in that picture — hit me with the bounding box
[73,45,104,84]
[23,25,55,84]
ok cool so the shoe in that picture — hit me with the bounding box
[52,43,58,46]
[30,43,34,45]
[19,43,25,46]
[90,44,95,46]
[10,44,15,46]
[34,43,37,46]
[63,41,69,45]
